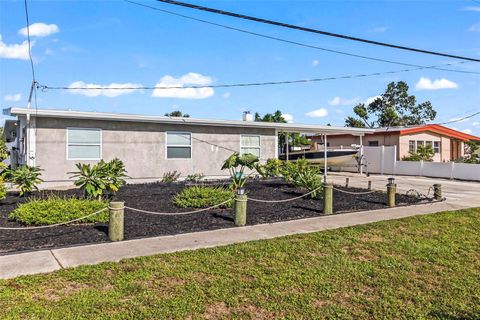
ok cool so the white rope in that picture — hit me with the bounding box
[247,185,323,203]
[124,198,233,215]
[0,207,108,230]
[332,187,379,195]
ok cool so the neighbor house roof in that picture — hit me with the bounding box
[4,107,375,135]
[377,124,480,141]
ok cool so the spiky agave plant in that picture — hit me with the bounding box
[3,165,44,197]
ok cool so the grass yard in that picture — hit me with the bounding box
[1,208,479,319]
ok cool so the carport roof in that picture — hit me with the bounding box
[4,107,374,135]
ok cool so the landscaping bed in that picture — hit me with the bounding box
[0,179,428,254]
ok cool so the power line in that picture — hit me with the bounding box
[37,61,471,92]
[23,0,36,83]
[125,0,479,75]
[438,111,480,125]
[154,0,480,63]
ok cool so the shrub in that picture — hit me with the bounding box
[221,152,259,191]
[186,173,205,183]
[162,171,181,183]
[70,158,128,199]
[255,158,283,178]
[174,186,233,208]
[3,165,43,196]
[8,196,108,225]
[403,145,435,161]
[0,177,6,201]
[292,165,323,199]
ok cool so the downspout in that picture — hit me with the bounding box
[25,81,35,166]
[323,134,328,182]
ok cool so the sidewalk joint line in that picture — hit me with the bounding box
[50,250,64,269]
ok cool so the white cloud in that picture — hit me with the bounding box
[328,96,359,106]
[462,128,472,134]
[0,34,32,60]
[68,81,143,97]
[222,92,230,98]
[369,26,387,33]
[19,23,59,37]
[415,77,458,90]
[4,93,22,102]
[282,113,293,123]
[463,6,480,12]
[312,60,319,67]
[152,72,214,99]
[472,121,479,126]
[305,108,328,118]
[365,95,381,105]
[468,23,480,32]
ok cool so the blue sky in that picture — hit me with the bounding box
[1,0,479,134]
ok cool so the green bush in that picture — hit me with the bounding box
[278,158,323,199]
[70,158,128,199]
[255,158,283,178]
[162,171,181,183]
[174,186,233,208]
[3,165,43,196]
[186,173,205,183]
[8,196,108,225]
[403,145,435,161]
[0,177,6,201]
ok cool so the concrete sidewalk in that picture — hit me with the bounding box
[1,195,476,280]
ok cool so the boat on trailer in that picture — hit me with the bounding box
[279,149,358,167]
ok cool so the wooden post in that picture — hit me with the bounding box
[345,177,349,188]
[323,183,333,215]
[234,189,247,226]
[109,201,124,242]
[387,183,396,208]
[433,184,442,200]
[367,180,372,190]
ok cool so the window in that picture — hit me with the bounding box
[409,140,415,152]
[368,141,379,147]
[426,141,433,148]
[166,132,191,159]
[433,141,441,153]
[67,128,101,160]
[241,135,261,157]
[417,140,425,147]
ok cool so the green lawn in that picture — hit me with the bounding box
[1,208,479,319]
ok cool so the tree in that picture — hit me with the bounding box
[0,127,7,162]
[463,140,480,164]
[403,145,435,161]
[165,111,190,118]
[345,81,436,128]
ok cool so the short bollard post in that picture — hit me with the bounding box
[367,181,372,190]
[387,178,396,208]
[345,178,349,188]
[323,183,333,215]
[433,184,442,200]
[109,201,124,242]
[234,188,247,226]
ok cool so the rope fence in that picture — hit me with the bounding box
[123,198,233,216]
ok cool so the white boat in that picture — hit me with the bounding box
[279,149,358,167]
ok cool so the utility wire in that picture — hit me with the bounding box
[154,0,480,63]
[125,0,479,75]
[37,61,474,92]
[438,111,480,125]
[23,0,36,83]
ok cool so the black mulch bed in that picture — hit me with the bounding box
[0,180,430,254]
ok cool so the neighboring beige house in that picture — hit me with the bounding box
[310,124,480,162]
[3,108,372,182]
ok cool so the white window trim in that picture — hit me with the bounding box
[240,134,261,158]
[66,127,102,161]
[165,131,192,160]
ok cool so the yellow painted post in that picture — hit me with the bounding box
[433,184,442,200]
[323,183,333,215]
[234,188,247,226]
[109,201,124,242]
[387,178,396,208]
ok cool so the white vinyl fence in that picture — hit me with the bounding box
[339,146,480,181]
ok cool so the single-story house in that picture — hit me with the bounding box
[3,108,373,183]
[310,124,480,162]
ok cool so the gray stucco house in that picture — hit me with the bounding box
[3,108,371,183]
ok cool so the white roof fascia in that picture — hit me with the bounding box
[5,108,374,135]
